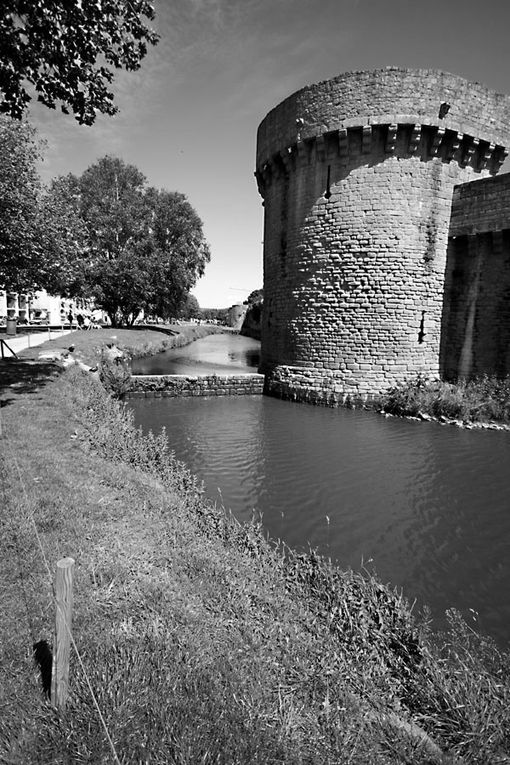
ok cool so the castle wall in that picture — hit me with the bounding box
[448,173,510,236]
[256,68,510,401]
[441,174,510,379]
[227,304,247,329]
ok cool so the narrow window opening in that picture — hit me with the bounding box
[418,310,426,344]
[324,165,332,199]
[438,101,451,119]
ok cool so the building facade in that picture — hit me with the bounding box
[0,290,92,326]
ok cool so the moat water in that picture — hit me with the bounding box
[129,333,510,646]
[131,332,260,375]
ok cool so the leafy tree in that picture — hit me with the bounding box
[62,156,153,325]
[0,116,42,292]
[144,190,211,320]
[200,307,228,324]
[243,287,263,323]
[79,155,149,261]
[38,174,89,297]
[0,115,91,294]
[245,288,263,306]
[51,155,211,327]
[88,244,154,326]
[0,1,159,125]
[180,294,200,320]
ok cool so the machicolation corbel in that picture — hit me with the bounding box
[429,126,445,156]
[362,126,372,154]
[408,124,422,154]
[385,124,398,153]
[445,131,463,161]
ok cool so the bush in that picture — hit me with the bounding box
[380,374,510,424]
[99,354,132,398]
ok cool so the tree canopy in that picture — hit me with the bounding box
[0,114,81,293]
[48,155,211,326]
[181,294,201,320]
[0,1,159,125]
[245,288,263,306]
[0,134,210,323]
[200,306,228,324]
[0,116,41,291]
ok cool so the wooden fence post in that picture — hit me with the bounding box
[0,339,17,359]
[51,557,75,710]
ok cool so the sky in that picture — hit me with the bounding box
[28,0,510,308]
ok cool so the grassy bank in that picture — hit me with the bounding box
[1,359,510,763]
[379,375,510,427]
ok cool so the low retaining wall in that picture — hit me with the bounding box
[264,367,381,407]
[126,373,265,398]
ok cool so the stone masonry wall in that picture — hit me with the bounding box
[441,173,510,379]
[126,373,264,398]
[449,172,510,236]
[255,68,510,401]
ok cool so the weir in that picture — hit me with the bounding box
[126,373,264,398]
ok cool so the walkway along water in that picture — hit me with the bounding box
[0,328,73,356]
[128,333,510,646]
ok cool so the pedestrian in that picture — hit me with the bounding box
[68,309,73,327]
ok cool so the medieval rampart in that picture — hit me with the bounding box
[255,67,510,401]
[442,173,510,380]
[448,173,510,236]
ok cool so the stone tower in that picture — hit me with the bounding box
[255,68,510,402]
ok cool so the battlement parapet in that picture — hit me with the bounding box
[257,67,510,168]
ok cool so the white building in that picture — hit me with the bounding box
[0,290,93,326]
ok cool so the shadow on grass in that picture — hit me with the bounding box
[0,359,61,407]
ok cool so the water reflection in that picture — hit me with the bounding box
[131,333,261,375]
[128,394,510,646]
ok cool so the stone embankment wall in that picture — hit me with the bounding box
[255,67,510,402]
[442,173,510,380]
[126,374,264,398]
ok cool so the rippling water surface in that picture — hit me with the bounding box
[129,333,510,643]
[129,393,510,645]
